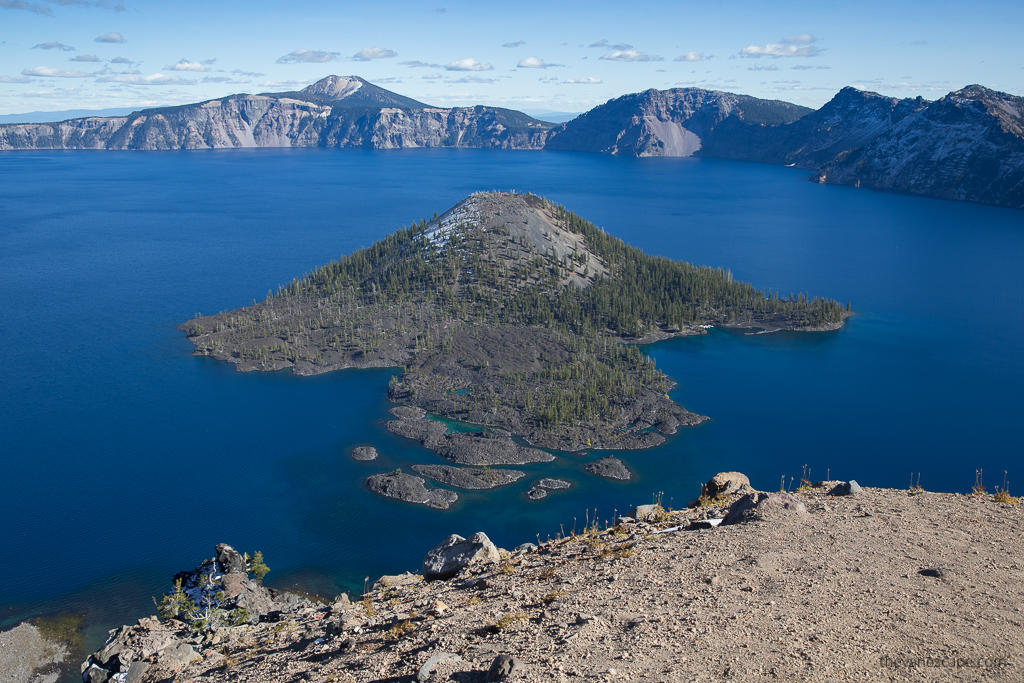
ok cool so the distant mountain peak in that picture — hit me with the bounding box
[302,75,366,100]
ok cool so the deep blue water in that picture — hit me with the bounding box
[2,148,1023,650]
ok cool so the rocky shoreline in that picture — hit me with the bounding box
[6,474,1020,683]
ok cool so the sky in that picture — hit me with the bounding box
[1,0,1022,116]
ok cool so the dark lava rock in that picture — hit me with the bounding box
[350,446,378,461]
[411,464,525,489]
[920,567,952,579]
[388,417,554,466]
[366,472,458,510]
[585,456,632,481]
[487,654,525,681]
[723,492,807,525]
[526,486,548,500]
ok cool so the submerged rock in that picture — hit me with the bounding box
[366,472,458,510]
[585,457,632,481]
[411,464,525,489]
[423,532,500,580]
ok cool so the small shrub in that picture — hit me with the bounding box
[386,620,414,640]
[541,591,566,604]
[467,595,481,606]
[972,469,987,497]
[499,560,517,575]
[492,613,526,633]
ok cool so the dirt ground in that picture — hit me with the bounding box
[92,484,1021,683]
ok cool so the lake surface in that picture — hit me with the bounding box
[2,148,1023,655]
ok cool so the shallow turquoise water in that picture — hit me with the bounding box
[1,148,1023,650]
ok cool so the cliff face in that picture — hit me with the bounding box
[543,87,812,157]
[814,86,1024,210]
[0,76,553,151]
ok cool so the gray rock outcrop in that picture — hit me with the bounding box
[705,472,754,497]
[723,492,807,525]
[423,532,501,580]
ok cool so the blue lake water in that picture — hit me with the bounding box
[2,148,1023,653]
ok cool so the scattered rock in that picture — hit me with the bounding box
[351,446,378,461]
[723,492,807,525]
[339,637,357,653]
[920,567,952,579]
[423,532,501,580]
[705,472,753,497]
[389,406,426,420]
[366,472,458,510]
[829,480,863,496]
[374,572,421,590]
[585,457,631,480]
[417,652,461,681]
[412,464,525,489]
[0,622,68,683]
[160,642,199,670]
[688,518,723,530]
[514,543,537,554]
[486,654,525,681]
[630,504,661,520]
[537,478,571,490]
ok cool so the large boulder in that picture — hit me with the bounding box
[215,543,248,575]
[723,492,807,525]
[705,472,753,498]
[423,532,500,580]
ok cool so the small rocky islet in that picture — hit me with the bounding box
[27,473,1020,683]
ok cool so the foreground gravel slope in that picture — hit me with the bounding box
[77,484,1021,683]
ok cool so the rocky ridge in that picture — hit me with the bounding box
[1,77,1021,209]
[43,475,1023,683]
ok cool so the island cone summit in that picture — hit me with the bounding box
[180,192,846,451]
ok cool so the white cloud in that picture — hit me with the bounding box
[22,66,91,78]
[589,40,633,50]
[502,40,524,48]
[202,76,249,84]
[422,73,441,79]
[561,77,602,84]
[781,34,815,45]
[740,35,822,58]
[444,57,492,71]
[0,75,33,83]
[32,41,75,51]
[260,79,314,87]
[911,40,927,46]
[70,54,101,62]
[599,49,662,62]
[748,64,778,71]
[232,69,265,77]
[447,75,498,84]
[95,32,125,43]
[792,65,830,70]
[276,49,339,64]
[109,57,133,64]
[400,60,441,68]
[517,57,562,69]
[95,73,197,85]
[164,59,210,72]
[370,77,402,84]
[2,0,52,15]
[675,52,703,62]
[353,46,397,61]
